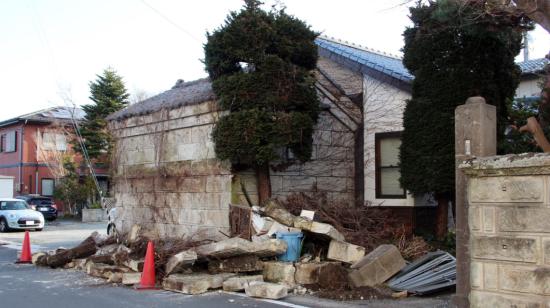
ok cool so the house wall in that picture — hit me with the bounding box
[363,74,412,207]
[461,154,550,307]
[516,77,541,98]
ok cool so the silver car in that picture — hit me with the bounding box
[0,198,45,232]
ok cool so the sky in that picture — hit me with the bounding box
[1,0,549,120]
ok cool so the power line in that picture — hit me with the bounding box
[140,0,203,43]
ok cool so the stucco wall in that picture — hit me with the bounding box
[516,77,542,98]
[461,153,550,307]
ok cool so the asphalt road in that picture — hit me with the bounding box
[0,220,453,308]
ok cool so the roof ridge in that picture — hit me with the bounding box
[317,35,402,60]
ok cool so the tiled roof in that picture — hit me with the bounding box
[107,78,215,121]
[517,58,549,74]
[316,36,413,84]
[316,36,548,84]
[0,106,84,128]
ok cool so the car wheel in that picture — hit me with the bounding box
[0,218,10,233]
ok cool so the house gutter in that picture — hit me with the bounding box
[19,120,26,193]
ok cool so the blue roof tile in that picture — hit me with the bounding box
[316,37,548,85]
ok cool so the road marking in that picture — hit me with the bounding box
[223,291,310,308]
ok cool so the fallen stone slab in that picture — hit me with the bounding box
[222,275,264,292]
[73,258,88,271]
[300,221,345,242]
[263,261,296,286]
[262,199,296,226]
[127,224,142,244]
[107,272,123,283]
[124,258,144,272]
[86,262,131,279]
[327,240,365,264]
[88,254,115,265]
[165,250,197,275]
[162,273,236,295]
[208,255,263,274]
[294,262,343,285]
[122,272,142,285]
[194,237,287,259]
[349,244,406,287]
[95,244,120,256]
[245,282,288,300]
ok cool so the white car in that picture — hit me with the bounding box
[0,198,45,232]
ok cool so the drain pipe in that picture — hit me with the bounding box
[19,120,27,193]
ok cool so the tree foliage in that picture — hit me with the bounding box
[399,0,529,196]
[77,68,129,159]
[204,0,320,167]
[54,156,95,215]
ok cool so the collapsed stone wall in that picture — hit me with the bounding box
[461,153,550,307]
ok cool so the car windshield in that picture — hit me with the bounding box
[0,201,30,210]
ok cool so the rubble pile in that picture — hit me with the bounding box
[31,199,455,301]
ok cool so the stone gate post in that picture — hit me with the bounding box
[454,97,496,307]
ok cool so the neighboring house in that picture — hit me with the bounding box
[0,106,109,211]
[106,36,548,238]
[516,58,548,98]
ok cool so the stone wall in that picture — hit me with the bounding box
[109,101,233,239]
[461,153,550,307]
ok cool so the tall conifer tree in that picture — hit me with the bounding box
[204,1,319,203]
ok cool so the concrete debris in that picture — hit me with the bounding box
[162,273,236,295]
[122,272,142,285]
[123,258,144,272]
[300,210,315,220]
[127,224,142,244]
[262,261,296,286]
[301,221,345,241]
[107,272,123,283]
[263,199,296,226]
[165,250,197,275]
[327,240,366,264]
[208,255,263,274]
[245,281,288,299]
[86,262,131,279]
[349,244,406,287]
[222,275,264,292]
[96,244,120,256]
[252,239,287,257]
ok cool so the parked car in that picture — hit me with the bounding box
[0,198,45,232]
[15,195,58,221]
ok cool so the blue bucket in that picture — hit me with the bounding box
[275,231,303,262]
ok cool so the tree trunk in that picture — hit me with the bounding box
[46,236,97,268]
[435,195,449,240]
[257,163,271,205]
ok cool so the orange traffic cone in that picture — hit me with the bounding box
[136,241,157,290]
[16,230,32,264]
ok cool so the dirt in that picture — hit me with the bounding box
[314,286,392,301]
[316,262,349,290]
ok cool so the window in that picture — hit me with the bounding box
[375,132,406,198]
[42,132,67,151]
[41,179,55,196]
[0,131,17,153]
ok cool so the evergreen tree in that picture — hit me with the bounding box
[78,68,129,159]
[399,0,529,237]
[204,0,319,203]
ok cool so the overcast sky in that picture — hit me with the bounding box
[1,0,549,120]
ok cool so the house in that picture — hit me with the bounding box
[107,36,548,239]
[0,106,109,212]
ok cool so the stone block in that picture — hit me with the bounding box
[262,261,296,286]
[327,240,365,264]
[162,273,236,295]
[349,244,406,287]
[208,255,263,274]
[469,176,544,203]
[317,177,347,192]
[205,175,231,193]
[499,207,550,233]
[251,239,287,258]
[483,207,495,233]
[107,272,123,283]
[470,261,483,289]
[294,262,342,285]
[222,275,264,292]
[122,272,142,285]
[545,239,550,265]
[301,221,345,242]
[470,290,543,308]
[245,282,288,300]
[165,250,197,275]
[282,176,316,192]
[194,237,286,259]
[472,236,538,263]
[483,263,498,290]
[499,265,550,295]
[263,199,296,226]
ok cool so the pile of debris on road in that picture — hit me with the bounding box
[30,199,456,300]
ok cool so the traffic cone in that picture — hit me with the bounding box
[136,241,157,290]
[16,231,32,264]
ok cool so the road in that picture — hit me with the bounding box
[0,220,453,308]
